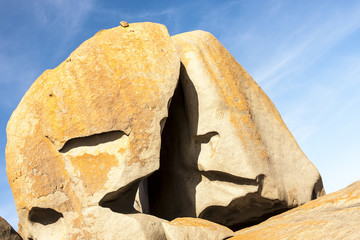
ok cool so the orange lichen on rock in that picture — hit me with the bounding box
[69,153,118,195]
[232,180,360,239]
[169,217,229,230]
[163,217,234,240]
[6,22,328,240]
[6,22,179,239]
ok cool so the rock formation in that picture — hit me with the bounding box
[6,22,325,239]
[6,22,179,239]
[147,30,324,230]
[0,217,22,240]
[162,218,233,240]
[231,180,360,239]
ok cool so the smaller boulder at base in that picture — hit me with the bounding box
[0,217,22,240]
[162,217,234,240]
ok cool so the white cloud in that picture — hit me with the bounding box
[32,0,94,38]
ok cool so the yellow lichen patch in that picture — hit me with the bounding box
[294,184,360,211]
[197,33,266,155]
[117,147,126,154]
[170,217,230,231]
[36,22,178,155]
[69,212,97,240]
[232,220,329,239]
[9,132,70,209]
[6,22,179,239]
[69,153,118,195]
[172,31,270,165]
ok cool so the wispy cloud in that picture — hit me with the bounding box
[199,1,360,96]
[252,2,360,90]
[200,1,360,148]
[283,48,360,139]
[32,0,94,39]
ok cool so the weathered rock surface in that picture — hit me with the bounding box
[231,180,360,239]
[147,30,324,230]
[162,217,234,240]
[0,217,22,240]
[6,22,326,239]
[6,22,179,239]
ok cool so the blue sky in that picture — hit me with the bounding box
[1,0,360,229]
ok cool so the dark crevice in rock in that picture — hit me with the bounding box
[137,178,150,214]
[312,176,325,200]
[159,117,167,135]
[199,193,290,231]
[193,131,219,144]
[147,65,201,220]
[99,179,140,214]
[200,171,263,186]
[223,237,233,240]
[58,130,127,153]
[28,207,63,225]
[197,171,287,231]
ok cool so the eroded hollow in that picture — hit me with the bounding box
[28,207,63,225]
[59,130,127,153]
[99,179,140,214]
[198,192,290,231]
[200,171,263,186]
[194,131,219,144]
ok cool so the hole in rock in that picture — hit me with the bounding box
[200,171,261,186]
[199,192,290,231]
[136,178,150,213]
[99,179,140,214]
[28,207,63,225]
[194,132,219,144]
[59,130,127,153]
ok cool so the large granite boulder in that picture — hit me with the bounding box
[6,22,180,240]
[231,180,360,239]
[6,22,325,239]
[0,217,22,240]
[147,30,325,230]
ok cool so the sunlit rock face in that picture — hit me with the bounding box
[6,22,324,239]
[6,22,180,240]
[147,30,324,230]
[231,180,360,239]
[162,217,234,240]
